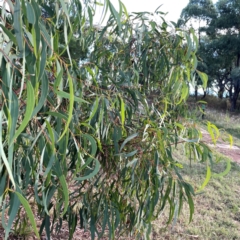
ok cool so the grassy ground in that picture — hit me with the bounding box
[152,157,240,240]
[205,109,240,147]
[152,97,240,240]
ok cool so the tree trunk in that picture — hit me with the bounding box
[218,79,224,99]
[202,90,206,99]
[237,53,240,67]
[231,80,240,111]
[229,78,233,98]
[195,86,198,101]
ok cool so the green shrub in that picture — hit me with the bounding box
[0,1,217,239]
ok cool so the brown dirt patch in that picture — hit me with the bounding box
[201,129,240,164]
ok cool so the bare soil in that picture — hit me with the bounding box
[201,128,240,164]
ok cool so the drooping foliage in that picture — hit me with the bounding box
[0,0,216,239]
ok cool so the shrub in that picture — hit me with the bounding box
[0,1,214,239]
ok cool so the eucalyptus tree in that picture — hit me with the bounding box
[208,0,240,109]
[197,36,233,98]
[180,0,217,99]
[0,0,220,239]
[181,0,217,35]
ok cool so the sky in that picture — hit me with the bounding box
[101,0,218,23]
[115,0,190,22]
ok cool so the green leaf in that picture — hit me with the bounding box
[8,93,19,166]
[196,165,211,193]
[63,19,72,66]
[11,81,35,144]
[0,110,16,189]
[207,122,219,145]
[109,0,121,30]
[32,73,48,117]
[54,90,89,104]
[15,191,40,238]
[45,120,55,150]
[82,134,97,157]
[0,24,17,45]
[59,174,69,216]
[46,112,68,121]
[213,158,231,178]
[120,132,138,152]
[88,6,93,27]
[59,0,71,29]
[14,0,24,53]
[229,134,233,147]
[75,159,100,181]
[5,192,20,240]
[196,70,208,90]
[58,74,74,141]
[120,97,125,128]
[120,1,129,19]
[86,97,99,122]
[26,2,36,24]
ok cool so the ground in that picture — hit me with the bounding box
[201,128,240,164]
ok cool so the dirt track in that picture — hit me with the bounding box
[201,129,240,164]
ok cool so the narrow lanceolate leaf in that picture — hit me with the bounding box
[213,158,231,177]
[0,25,17,45]
[229,134,233,147]
[87,97,99,122]
[88,6,93,27]
[207,122,220,145]
[58,74,74,141]
[120,97,125,128]
[196,165,211,193]
[59,0,71,29]
[120,132,138,152]
[4,192,20,240]
[32,73,48,117]
[45,120,55,151]
[26,1,36,24]
[8,93,18,171]
[120,1,129,19]
[59,174,69,216]
[11,81,35,144]
[196,70,208,90]
[75,159,100,181]
[0,110,16,189]
[15,191,40,239]
[54,90,89,104]
[109,0,121,30]
[82,134,97,157]
[64,19,72,66]
[13,0,24,53]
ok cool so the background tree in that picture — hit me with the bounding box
[181,0,217,99]
[181,0,240,109]
[208,0,240,109]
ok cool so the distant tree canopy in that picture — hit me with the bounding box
[181,0,240,109]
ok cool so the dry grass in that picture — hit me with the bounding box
[188,95,240,112]
[152,155,240,240]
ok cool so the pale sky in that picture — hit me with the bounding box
[0,0,217,23]
[107,0,218,23]
[116,0,190,22]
